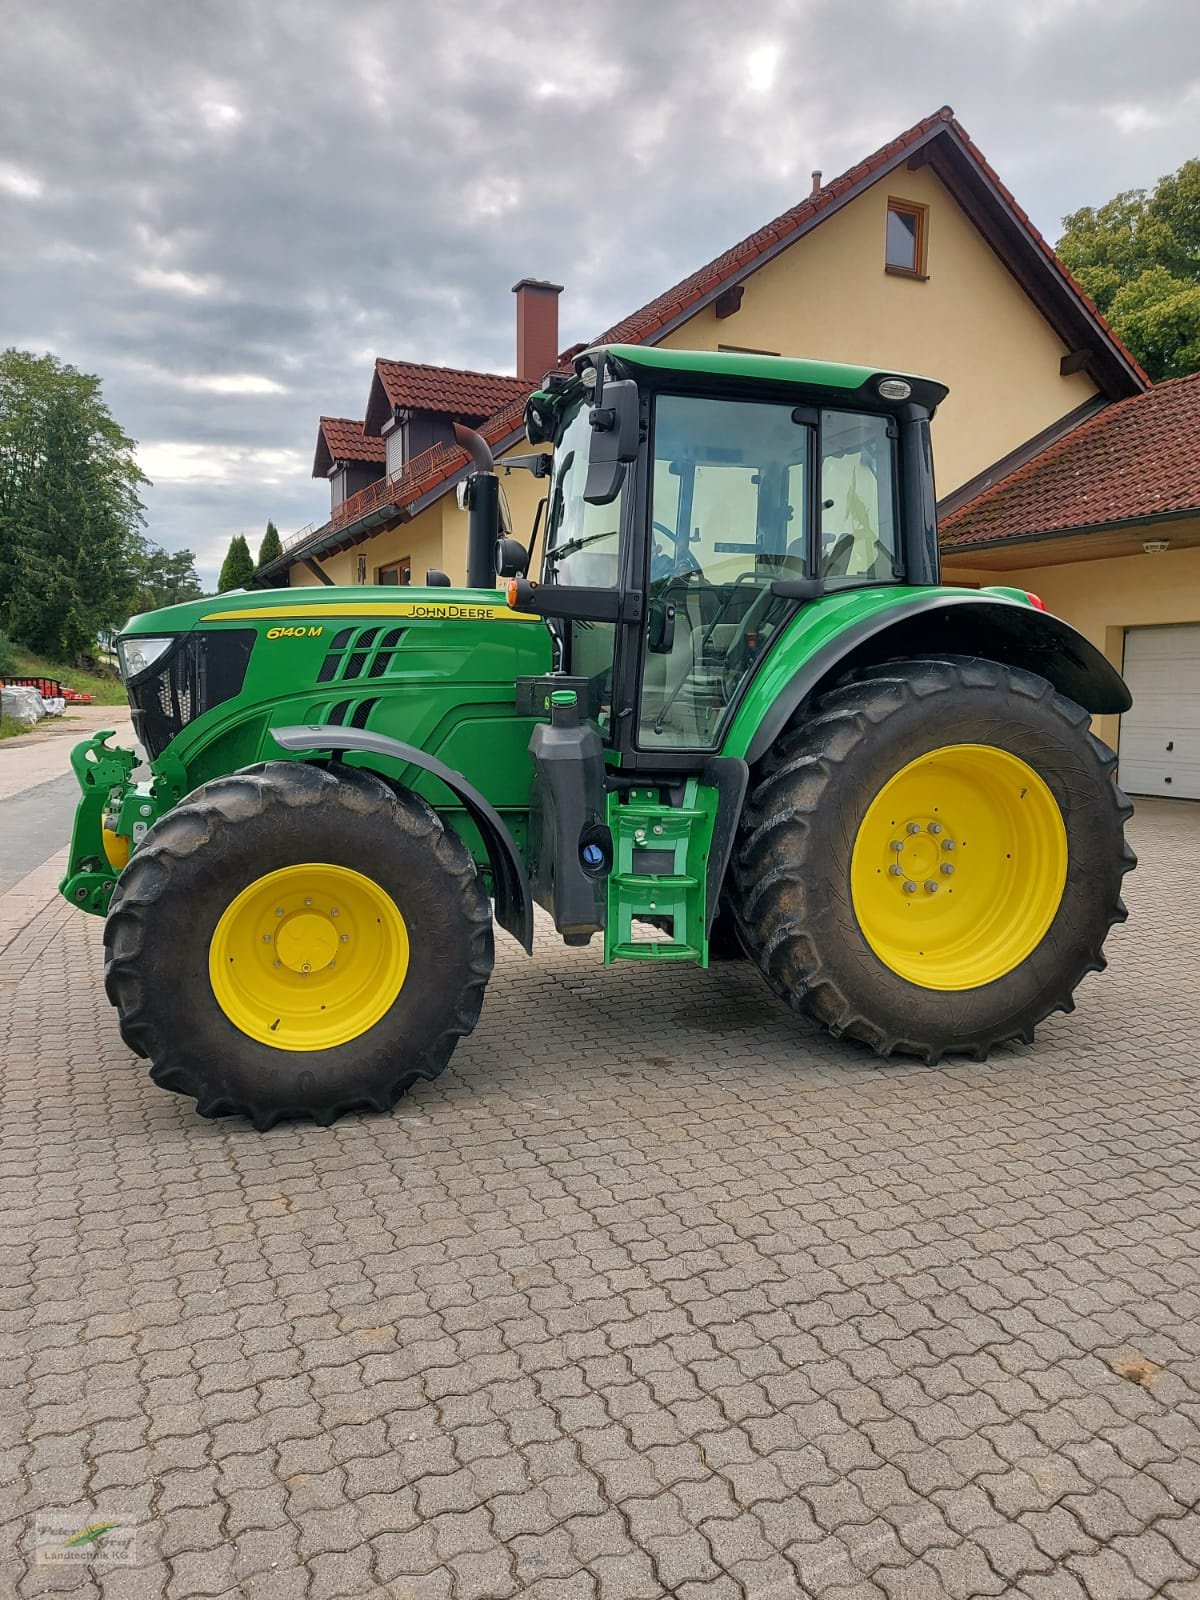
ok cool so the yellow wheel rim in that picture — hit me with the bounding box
[208,863,410,1051]
[849,743,1067,991]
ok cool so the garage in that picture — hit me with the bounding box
[1119,623,1200,800]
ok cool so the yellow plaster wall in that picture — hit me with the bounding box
[942,538,1200,748]
[659,163,1099,494]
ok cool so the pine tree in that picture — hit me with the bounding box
[258,519,282,567]
[217,534,256,592]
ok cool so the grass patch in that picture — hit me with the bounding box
[6,646,127,706]
[0,716,29,741]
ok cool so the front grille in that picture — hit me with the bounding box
[127,630,255,758]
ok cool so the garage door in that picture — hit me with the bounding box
[1119,624,1200,800]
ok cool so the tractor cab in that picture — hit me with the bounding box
[508,345,947,763]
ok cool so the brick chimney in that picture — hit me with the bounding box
[512,278,564,383]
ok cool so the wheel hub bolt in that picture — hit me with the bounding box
[276,907,285,917]
[906,822,921,835]
[903,880,918,894]
[273,959,282,969]
[304,898,313,908]
[928,822,942,835]
[330,907,339,918]
[890,840,904,853]
[340,934,349,943]
[889,864,904,877]
[941,863,955,876]
[941,840,955,852]
[925,881,939,893]
[262,933,272,944]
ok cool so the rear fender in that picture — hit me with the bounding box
[743,594,1130,765]
[271,725,533,953]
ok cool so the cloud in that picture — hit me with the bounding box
[0,163,44,200]
[2,0,1199,586]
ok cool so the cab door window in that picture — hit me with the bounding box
[639,394,808,750]
[820,410,898,582]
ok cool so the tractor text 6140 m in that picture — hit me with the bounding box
[61,346,1134,1128]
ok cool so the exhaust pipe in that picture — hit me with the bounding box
[454,422,499,589]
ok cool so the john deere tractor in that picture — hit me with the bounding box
[61,346,1134,1128]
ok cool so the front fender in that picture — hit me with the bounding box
[728,590,1130,766]
[271,725,533,953]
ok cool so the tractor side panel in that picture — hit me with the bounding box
[153,607,554,856]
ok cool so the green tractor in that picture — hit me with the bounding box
[61,346,1134,1128]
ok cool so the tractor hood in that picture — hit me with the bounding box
[119,585,540,638]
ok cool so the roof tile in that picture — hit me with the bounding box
[940,374,1200,548]
[374,359,529,418]
[317,417,384,463]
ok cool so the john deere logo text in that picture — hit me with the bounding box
[266,625,324,640]
[406,603,500,620]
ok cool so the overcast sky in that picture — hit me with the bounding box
[3,0,1199,587]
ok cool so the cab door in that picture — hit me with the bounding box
[637,392,813,752]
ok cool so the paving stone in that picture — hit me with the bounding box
[5,801,1200,1600]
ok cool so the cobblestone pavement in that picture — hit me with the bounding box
[3,798,1199,1600]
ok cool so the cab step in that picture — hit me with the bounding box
[603,780,718,967]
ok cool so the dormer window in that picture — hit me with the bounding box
[886,198,927,277]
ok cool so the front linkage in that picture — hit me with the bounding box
[60,730,174,915]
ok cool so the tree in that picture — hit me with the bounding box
[135,543,204,612]
[218,534,256,592]
[1058,159,1200,381]
[0,349,148,659]
[258,519,282,567]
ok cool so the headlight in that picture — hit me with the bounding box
[117,636,175,681]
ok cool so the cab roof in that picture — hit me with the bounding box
[596,344,949,411]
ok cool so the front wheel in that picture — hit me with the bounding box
[731,657,1135,1060]
[104,761,494,1128]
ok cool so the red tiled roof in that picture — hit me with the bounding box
[313,416,385,476]
[373,359,529,419]
[318,417,384,462]
[271,106,1148,575]
[940,374,1200,548]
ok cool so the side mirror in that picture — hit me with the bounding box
[495,537,529,578]
[584,378,639,505]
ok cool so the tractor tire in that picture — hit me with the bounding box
[104,761,494,1128]
[730,656,1135,1061]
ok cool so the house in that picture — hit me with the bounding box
[939,374,1200,798]
[265,107,1198,791]
[264,107,1145,600]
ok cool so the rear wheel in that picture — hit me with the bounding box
[104,761,493,1127]
[731,657,1135,1060]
